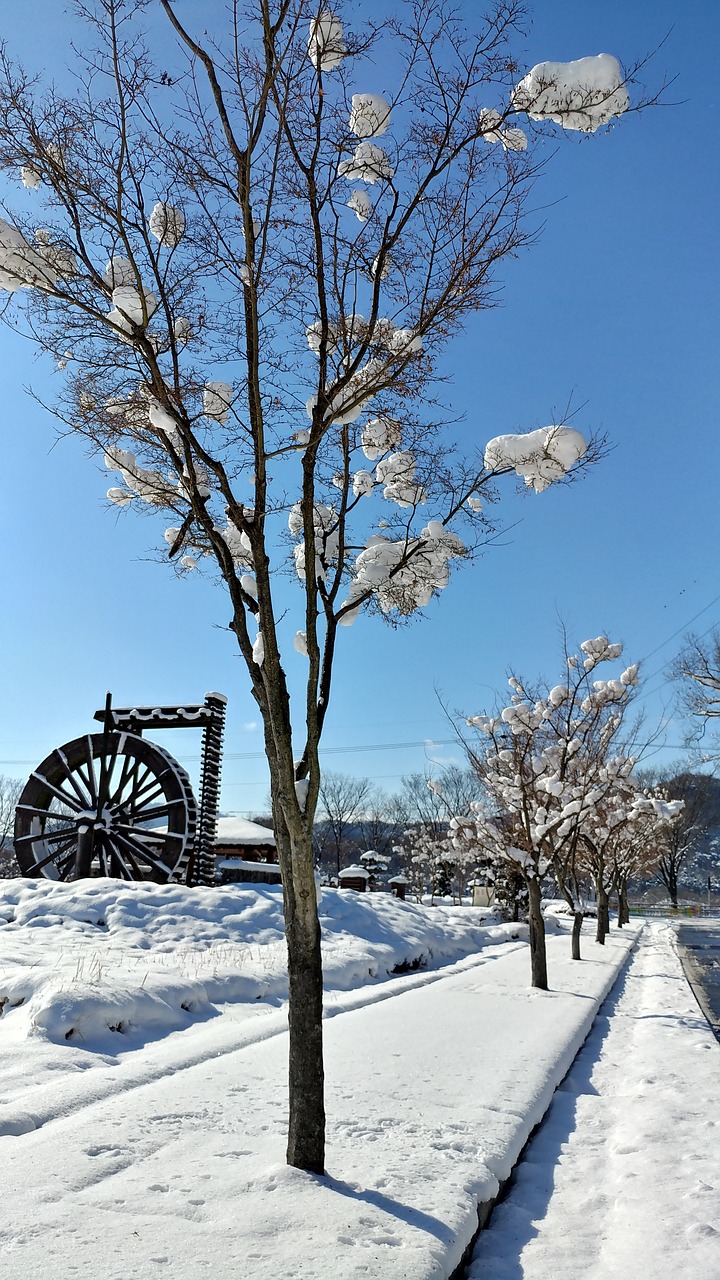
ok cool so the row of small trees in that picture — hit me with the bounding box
[459,634,683,987]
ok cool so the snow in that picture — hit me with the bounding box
[0,885,715,1278]
[361,414,402,461]
[468,921,720,1279]
[513,54,629,133]
[214,817,275,847]
[308,11,345,72]
[478,109,528,152]
[0,875,651,1280]
[484,424,588,491]
[338,140,394,184]
[107,284,158,333]
[0,216,70,291]
[215,858,280,876]
[148,202,185,247]
[348,189,372,221]
[349,93,392,139]
[20,162,41,189]
[102,255,135,288]
[202,381,232,423]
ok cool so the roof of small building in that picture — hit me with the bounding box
[216,857,281,874]
[214,817,276,847]
[339,864,370,879]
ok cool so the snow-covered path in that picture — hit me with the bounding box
[468,921,720,1280]
[0,924,635,1280]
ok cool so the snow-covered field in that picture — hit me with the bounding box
[0,882,716,1279]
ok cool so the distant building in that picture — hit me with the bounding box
[214,817,281,885]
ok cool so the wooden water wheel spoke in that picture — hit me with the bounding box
[97,832,132,880]
[29,774,84,813]
[105,837,144,879]
[15,824,77,848]
[27,839,78,874]
[124,799,182,824]
[73,735,99,805]
[16,803,76,824]
[53,748,94,808]
[113,824,167,846]
[124,772,166,810]
[111,829,173,878]
[112,744,137,803]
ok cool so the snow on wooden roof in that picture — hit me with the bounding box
[214,817,276,847]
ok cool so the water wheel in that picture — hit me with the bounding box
[14,732,197,882]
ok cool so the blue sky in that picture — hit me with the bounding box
[0,1,718,816]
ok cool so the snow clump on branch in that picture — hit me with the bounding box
[0,217,74,292]
[20,163,41,189]
[361,416,402,460]
[288,502,339,583]
[349,94,392,138]
[203,381,233,423]
[347,190,372,222]
[478,109,528,151]
[375,450,427,508]
[104,445,176,506]
[216,521,253,571]
[107,284,158,333]
[306,357,385,425]
[579,636,623,669]
[307,11,345,72]
[148,202,185,247]
[484,424,587,491]
[342,521,464,619]
[338,141,394,184]
[102,257,135,289]
[513,55,629,133]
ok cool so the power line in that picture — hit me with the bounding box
[638,593,720,666]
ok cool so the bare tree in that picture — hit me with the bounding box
[401,766,480,838]
[355,787,408,861]
[0,1,646,1170]
[639,770,715,907]
[0,776,22,877]
[315,770,372,877]
[674,629,720,755]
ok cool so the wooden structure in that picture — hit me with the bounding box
[214,817,280,885]
[389,874,409,901]
[14,692,227,887]
[338,864,370,892]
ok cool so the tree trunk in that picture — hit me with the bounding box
[596,882,609,945]
[281,830,326,1174]
[619,885,630,926]
[527,876,548,990]
[571,910,583,960]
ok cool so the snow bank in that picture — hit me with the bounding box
[0,880,516,1050]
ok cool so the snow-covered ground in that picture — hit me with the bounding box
[0,882,716,1279]
[468,920,720,1280]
